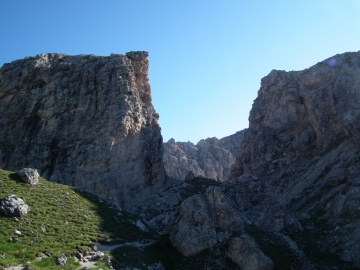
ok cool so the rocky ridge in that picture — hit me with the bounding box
[236,51,360,268]
[1,50,360,269]
[240,51,360,173]
[0,51,166,209]
[158,51,360,269]
[163,130,245,181]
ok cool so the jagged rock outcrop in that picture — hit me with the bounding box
[240,51,360,173]
[237,51,360,268]
[163,130,245,181]
[0,51,166,209]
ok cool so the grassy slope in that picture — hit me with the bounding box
[0,170,240,269]
[0,169,155,270]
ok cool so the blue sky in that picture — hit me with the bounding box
[1,1,359,143]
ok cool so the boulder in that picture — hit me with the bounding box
[17,168,39,185]
[169,194,217,256]
[75,251,84,261]
[227,234,274,270]
[90,251,104,261]
[0,195,29,217]
[169,186,246,256]
[57,254,67,266]
[205,186,246,230]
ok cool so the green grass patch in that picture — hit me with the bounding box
[0,169,155,269]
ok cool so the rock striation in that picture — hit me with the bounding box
[0,52,166,209]
[163,130,245,181]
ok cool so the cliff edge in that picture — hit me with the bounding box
[240,51,360,172]
[0,51,166,209]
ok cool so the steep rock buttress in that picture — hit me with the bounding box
[0,51,166,209]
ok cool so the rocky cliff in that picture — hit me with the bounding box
[240,51,360,172]
[236,51,360,268]
[164,51,360,269]
[163,130,245,181]
[2,49,360,269]
[0,51,166,209]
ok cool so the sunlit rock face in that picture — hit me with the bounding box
[0,51,166,209]
[163,130,245,181]
[238,51,360,267]
[240,51,360,173]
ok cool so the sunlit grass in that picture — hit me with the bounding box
[0,169,154,269]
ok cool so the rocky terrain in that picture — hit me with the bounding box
[235,51,360,268]
[0,52,166,209]
[142,51,360,269]
[163,130,245,181]
[1,50,360,269]
[160,51,360,269]
[0,168,169,270]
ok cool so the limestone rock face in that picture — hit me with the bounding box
[218,130,246,160]
[163,130,245,181]
[0,52,166,209]
[240,51,360,173]
[237,51,360,268]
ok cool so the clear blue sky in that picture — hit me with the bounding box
[1,1,359,143]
